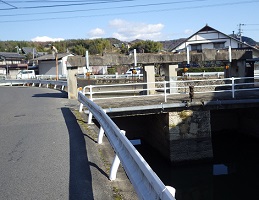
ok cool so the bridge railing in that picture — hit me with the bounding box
[0,79,67,90]
[78,91,176,200]
[183,71,224,78]
[77,73,143,79]
[81,76,259,103]
[36,74,67,79]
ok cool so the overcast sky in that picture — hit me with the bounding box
[0,0,259,42]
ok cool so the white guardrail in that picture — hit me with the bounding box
[77,72,222,79]
[184,71,224,78]
[0,79,67,90]
[78,91,176,200]
[77,73,143,79]
[82,76,259,102]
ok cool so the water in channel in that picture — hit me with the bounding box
[135,131,259,200]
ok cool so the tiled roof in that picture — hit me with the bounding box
[22,47,37,55]
[0,52,25,59]
[33,53,73,61]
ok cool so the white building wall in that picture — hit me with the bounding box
[175,33,245,51]
[38,60,57,75]
[38,54,73,76]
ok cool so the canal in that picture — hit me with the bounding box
[135,130,259,200]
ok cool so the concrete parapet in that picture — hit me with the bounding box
[67,50,252,67]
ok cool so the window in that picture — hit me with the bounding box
[191,44,202,51]
[213,42,225,49]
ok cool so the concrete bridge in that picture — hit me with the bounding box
[84,81,259,165]
[68,49,252,66]
[68,49,255,92]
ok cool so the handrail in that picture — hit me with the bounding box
[77,73,143,79]
[78,91,176,200]
[184,71,224,77]
[81,76,258,103]
[0,79,67,90]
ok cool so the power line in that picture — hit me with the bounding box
[0,0,207,17]
[0,0,136,10]
[0,0,17,8]
[0,0,259,23]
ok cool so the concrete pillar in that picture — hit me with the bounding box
[164,64,178,93]
[67,66,78,99]
[143,65,155,95]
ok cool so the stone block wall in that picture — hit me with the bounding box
[143,110,213,164]
[168,110,213,164]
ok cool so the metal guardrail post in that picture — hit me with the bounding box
[231,77,235,98]
[89,85,93,100]
[79,88,86,112]
[109,130,126,181]
[97,109,106,144]
[88,112,93,124]
[164,81,167,102]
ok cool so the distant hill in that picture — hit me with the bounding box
[229,34,258,46]
[241,36,258,46]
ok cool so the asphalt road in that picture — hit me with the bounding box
[0,86,135,200]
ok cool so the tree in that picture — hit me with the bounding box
[88,39,112,55]
[71,45,86,55]
[130,40,163,53]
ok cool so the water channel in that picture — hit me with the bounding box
[134,130,259,200]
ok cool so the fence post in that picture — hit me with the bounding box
[109,130,126,181]
[88,112,93,124]
[164,81,167,102]
[79,89,86,112]
[231,77,235,98]
[89,85,93,100]
[97,109,106,144]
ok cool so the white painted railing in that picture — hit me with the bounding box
[0,79,67,90]
[81,76,259,103]
[36,74,67,79]
[184,71,224,77]
[78,91,176,200]
[77,73,143,79]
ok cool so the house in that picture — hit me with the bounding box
[171,24,259,58]
[22,47,38,58]
[34,53,74,77]
[0,52,27,78]
[170,24,259,77]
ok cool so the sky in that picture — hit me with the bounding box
[0,0,259,42]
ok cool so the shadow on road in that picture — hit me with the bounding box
[32,91,68,98]
[61,107,94,200]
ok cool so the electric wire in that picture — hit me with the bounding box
[0,0,136,10]
[0,0,259,23]
[0,0,207,17]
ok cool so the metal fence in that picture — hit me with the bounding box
[81,76,259,103]
[0,79,67,90]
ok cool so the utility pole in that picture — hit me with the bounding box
[51,45,58,80]
[237,23,245,42]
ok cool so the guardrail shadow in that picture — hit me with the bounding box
[32,90,68,98]
[61,107,94,200]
